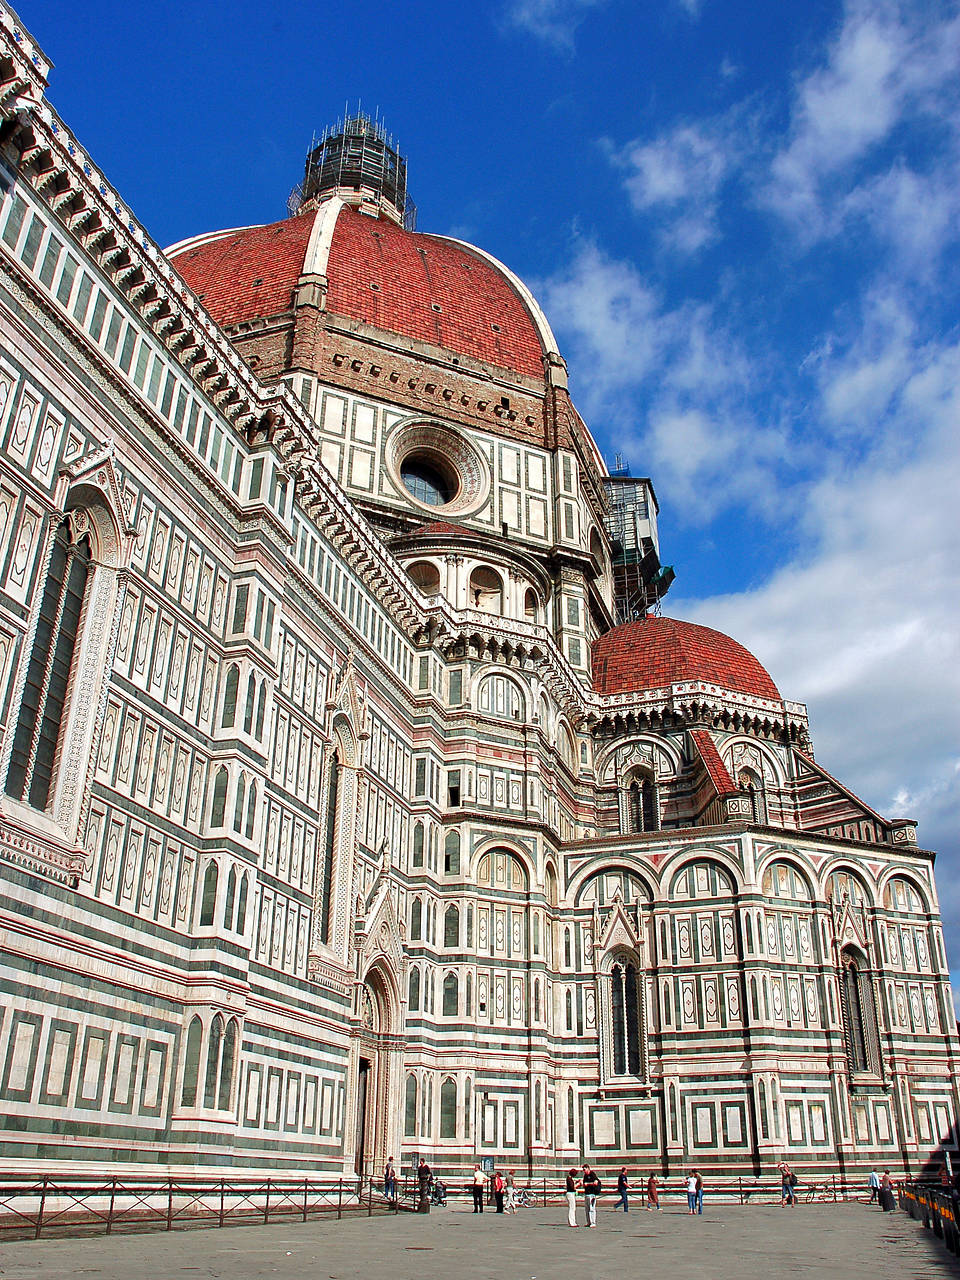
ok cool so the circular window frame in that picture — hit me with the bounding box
[386,420,490,518]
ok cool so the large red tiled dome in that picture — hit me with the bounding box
[592,616,781,700]
[168,204,549,381]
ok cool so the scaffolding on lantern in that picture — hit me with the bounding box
[604,454,674,624]
[288,109,417,230]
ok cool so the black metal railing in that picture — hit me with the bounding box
[900,1181,960,1257]
[0,1174,413,1241]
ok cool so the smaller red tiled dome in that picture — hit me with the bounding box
[592,616,780,701]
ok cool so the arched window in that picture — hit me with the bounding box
[5,518,92,811]
[534,978,541,1022]
[245,780,257,839]
[320,748,339,945]
[567,1087,576,1143]
[840,948,881,1076]
[477,673,522,720]
[408,967,420,1012]
[440,1077,458,1137]
[738,767,766,823]
[200,862,219,927]
[233,772,246,832]
[469,566,502,613]
[404,1074,418,1136]
[211,766,228,827]
[224,866,237,928]
[255,681,268,739]
[444,830,460,875]
[609,956,643,1077]
[408,560,441,594]
[466,973,473,1017]
[412,821,424,868]
[218,1018,238,1111]
[523,589,539,623]
[243,672,256,734]
[236,872,249,934]
[411,899,422,940]
[565,989,573,1031]
[442,972,458,1017]
[444,904,460,947]
[627,771,658,833]
[564,928,572,967]
[221,664,240,729]
[203,1014,224,1108]
[180,1015,203,1106]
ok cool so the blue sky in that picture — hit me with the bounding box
[25,1,960,978]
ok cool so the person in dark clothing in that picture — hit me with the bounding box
[493,1169,505,1213]
[617,1167,629,1212]
[417,1158,432,1210]
[582,1164,601,1227]
[471,1164,486,1213]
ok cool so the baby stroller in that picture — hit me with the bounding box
[431,1178,447,1206]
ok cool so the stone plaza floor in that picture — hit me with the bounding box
[0,1199,956,1280]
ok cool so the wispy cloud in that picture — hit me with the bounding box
[501,0,608,51]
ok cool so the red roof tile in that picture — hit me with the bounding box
[689,729,737,794]
[168,205,547,380]
[592,616,781,701]
[326,206,545,379]
[170,216,315,326]
[404,522,476,539]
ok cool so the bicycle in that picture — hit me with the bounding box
[803,1183,838,1202]
[515,1188,535,1208]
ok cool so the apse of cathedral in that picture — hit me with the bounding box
[0,6,955,1183]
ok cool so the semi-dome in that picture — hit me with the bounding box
[167,201,555,382]
[592,616,781,701]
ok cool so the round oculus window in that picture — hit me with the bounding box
[400,455,458,507]
[387,421,489,517]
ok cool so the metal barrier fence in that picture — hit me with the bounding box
[0,1174,414,1240]
[900,1181,960,1257]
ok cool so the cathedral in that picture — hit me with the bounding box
[0,6,956,1186]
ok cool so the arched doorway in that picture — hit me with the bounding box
[353,964,402,1177]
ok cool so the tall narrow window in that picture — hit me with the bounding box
[218,1018,238,1110]
[411,899,422,940]
[404,1074,418,1136]
[6,520,91,810]
[444,904,460,947]
[200,862,218,926]
[444,830,460,875]
[440,1077,457,1137]
[408,967,420,1012]
[442,972,458,1017]
[180,1016,203,1106]
[245,780,257,839]
[224,866,237,927]
[243,672,256,734]
[412,820,424,868]
[211,767,228,826]
[236,873,249,934]
[233,772,246,832]
[841,949,880,1075]
[609,958,643,1076]
[221,664,239,728]
[320,750,339,945]
[628,774,658,833]
[203,1014,224,1107]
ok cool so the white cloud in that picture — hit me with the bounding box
[766,0,960,241]
[611,120,738,253]
[669,323,960,962]
[502,0,607,51]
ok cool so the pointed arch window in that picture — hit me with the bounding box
[233,772,246,832]
[320,748,339,945]
[221,664,239,729]
[180,1015,203,1106]
[840,947,881,1077]
[243,672,256,734]
[408,967,420,1012]
[440,1077,457,1137]
[224,866,237,928]
[211,766,228,827]
[442,972,458,1017]
[203,1014,224,1108]
[235,872,249,934]
[6,519,91,810]
[627,772,658,833]
[404,1073,418,1136]
[245,780,257,839]
[738,768,767,824]
[200,861,219,927]
[607,954,644,1078]
[444,904,460,948]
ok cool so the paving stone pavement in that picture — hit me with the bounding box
[0,1201,957,1280]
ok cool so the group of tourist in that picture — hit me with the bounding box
[565,1166,668,1225]
[867,1167,898,1212]
[469,1164,521,1213]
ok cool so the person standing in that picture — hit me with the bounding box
[493,1168,505,1213]
[867,1168,880,1204]
[471,1164,486,1213]
[505,1169,517,1214]
[565,1168,579,1227]
[417,1158,432,1211]
[778,1163,795,1207]
[583,1164,601,1227]
[384,1155,396,1202]
[686,1170,698,1214]
[879,1170,896,1212]
[617,1167,629,1212]
[695,1169,703,1215]
[646,1172,662,1211]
